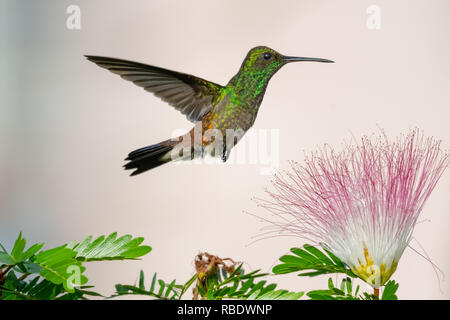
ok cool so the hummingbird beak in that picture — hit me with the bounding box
[282,56,334,63]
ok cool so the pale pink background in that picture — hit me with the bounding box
[1,0,449,299]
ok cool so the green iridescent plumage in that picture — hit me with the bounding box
[85,46,333,176]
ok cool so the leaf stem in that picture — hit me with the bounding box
[374,287,379,298]
[1,265,13,274]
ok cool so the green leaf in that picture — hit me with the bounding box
[1,233,44,265]
[249,288,304,300]
[20,243,45,262]
[0,252,15,265]
[200,263,302,300]
[345,278,352,294]
[307,290,337,300]
[324,248,346,268]
[19,261,42,274]
[273,244,356,278]
[67,233,152,262]
[56,287,103,300]
[290,247,317,265]
[354,284,360,297]
[2,232,153,300]
[381,280,399,300]
[157,280,165,296]
[150,272,157,293]
[179,274,197,298]
[0,274,93,300]
[32,245,87,292]
[328,277,334,290]
[112,271,180,300]
[306,277,390,300]
[362,292,379,300]
[303,244,334,265]
[139,270,145,290]
[11,233,26,261]
[165,280,176,298]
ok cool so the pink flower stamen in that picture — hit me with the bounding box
[255,128,449,287]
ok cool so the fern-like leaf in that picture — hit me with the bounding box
[273,244,356,278]
[32,245,87,292]
[381,280,399,300]
[67,232,151,262]
[0,271,101,300]
[307,277,361,300]
[113,271,180,300]
[0,233,44,266]
[203,264,303,300]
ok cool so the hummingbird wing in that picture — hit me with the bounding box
[85,55,223,123]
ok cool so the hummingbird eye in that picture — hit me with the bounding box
[263,52,272,60]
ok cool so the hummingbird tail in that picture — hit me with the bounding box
[124,139,177,176]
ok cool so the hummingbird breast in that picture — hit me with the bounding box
[193,91,262,160]
[206,92,259,134]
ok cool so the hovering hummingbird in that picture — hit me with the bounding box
[86,46,333,176]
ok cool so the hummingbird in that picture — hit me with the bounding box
[85,46,333,176]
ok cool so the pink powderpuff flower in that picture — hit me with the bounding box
[256,128,449,288]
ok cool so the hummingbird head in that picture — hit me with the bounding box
[229,46,333,95]
[240,46,333,75]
